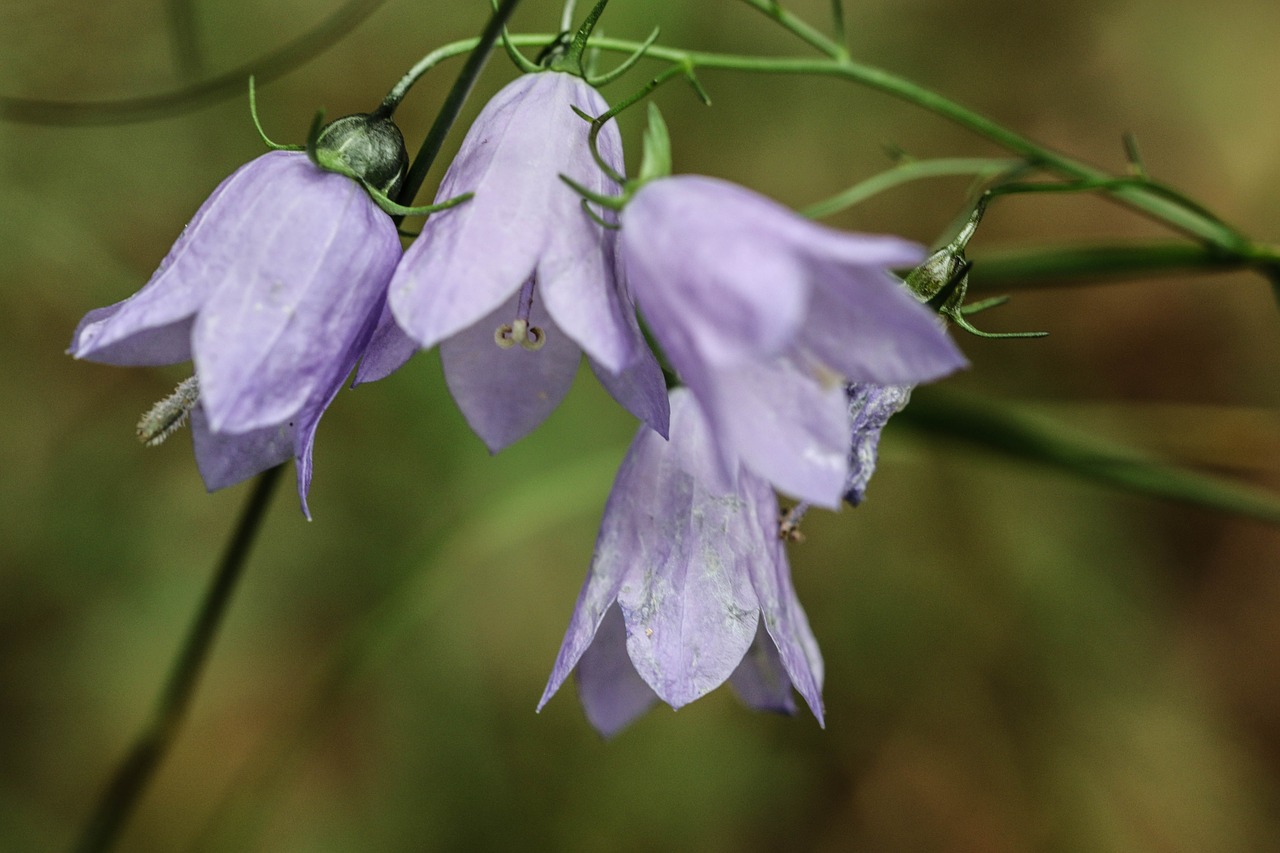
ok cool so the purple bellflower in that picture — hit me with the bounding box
[357,70,669,450]
[70,149,401,516]
[618,175,967,508]
[539,389,824,737]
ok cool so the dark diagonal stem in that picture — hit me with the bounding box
[74,465,284,853]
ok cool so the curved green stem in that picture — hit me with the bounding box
[74,465,284,853]
[803,157,1026,219]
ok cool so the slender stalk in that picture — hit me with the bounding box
[0,0,390,125]
[74,465,284,853]
[393,0,523,208]
[970,242,1277,290]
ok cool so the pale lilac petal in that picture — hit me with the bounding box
[844,382,913,506]
[354,301,419,385]
[439,290,581,453]
[539,424,661,709]
[622,178,809,369]
[538,85,633,373]
[588,351,670,441]
[614,390,762,708]
[741,474,825,725]
[691,356,849,508]
[801,262,967,385]
[575,606,660,737]
[728,626,797,715]
[69,172,241,365]
[195,153,399,433]
[390,72,622,352]
[190,405,293,492]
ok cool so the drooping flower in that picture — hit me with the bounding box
[619,175,967,508]
[539,389,824,736]
[70,146,402,515]
[357,70,669,450]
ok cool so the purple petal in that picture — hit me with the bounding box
[354,299,420,385]
[193,152,399,433]
[844,382,913,506]
[800,262,967,385]
[390,72,625,355]
[740,473,825,725]
[587,286,670,437]
[622,176,810,369]
[728,625,797,715]
[574,605,660,737]
[690,355,850,508]
[69,166,241,365]
[613,390,762,708]
[539,419,665,710]
[439,287,581,453]
[190,405,293,492]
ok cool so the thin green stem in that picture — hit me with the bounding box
[394,0,523,209]
[969,242,1279,290]
[803,157,1025,219]
[738,0,846,59]
[0,0,390,126]
[384,30,1263,261]
[900,391,1280,527]
[74,465,284,853]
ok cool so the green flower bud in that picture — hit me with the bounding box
[312,113,408,196]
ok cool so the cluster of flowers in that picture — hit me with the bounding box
[70,69,965,734]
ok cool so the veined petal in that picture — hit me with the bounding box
[69,166,243,365]
[623,176,809,369]
[693,356,850,508]
[539,420,664,710]
[801,262,967,385]
[194,153,399,433]
[728,625,798,716]
[390,72,621,352]
[614,390,762,708]
[740,473,825,725]
[439,289,580,453]
[354,300,419,385]
[587,288,670,439]
[844,382,913,506]
[575,606,661,737]
[190,405,293,492]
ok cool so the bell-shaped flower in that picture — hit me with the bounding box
[539,389,824,737]
[69,147,401,515]
[357,70,668,451]
[619,175,967,508]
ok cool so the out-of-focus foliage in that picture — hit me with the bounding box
[1,0,1278,850]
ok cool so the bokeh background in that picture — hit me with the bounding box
[3,0,1280,850]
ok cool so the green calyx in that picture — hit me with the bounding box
[310,112,408,197]
[906,205,1048,339]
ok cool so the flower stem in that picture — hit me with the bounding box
[391,0,523,208]
[73,465,284,853]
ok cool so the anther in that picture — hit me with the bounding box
[137,376,200,447]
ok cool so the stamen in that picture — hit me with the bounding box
[493,278,547,351]
[778,503,810,543]
[137,376,200,447]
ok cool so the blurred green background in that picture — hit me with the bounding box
[3,0,1280,850]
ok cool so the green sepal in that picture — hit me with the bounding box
[637,102,672,185]
[248,76,304,151]
[587,26,661,87]
[366,188,473,218]
[558,174,625,211]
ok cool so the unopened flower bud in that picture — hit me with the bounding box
[313,113,408,196]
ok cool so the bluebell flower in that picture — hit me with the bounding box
[357,70,669,451]
[619,175,967,507]
[539,389,824,736]
[70,148,401,515]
